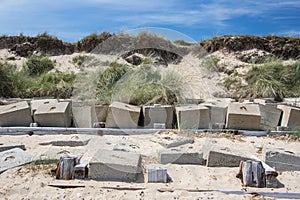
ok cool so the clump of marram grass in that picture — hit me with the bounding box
[246,60,300,101]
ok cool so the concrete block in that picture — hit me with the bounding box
[159,149,205,165]
[146,165,167,183]
[106,102,141,129]
[226,103,261,130]
[142,105,174,128]
[34,102,71,127]
[89,149,142,182]
[0,143,26,152]
[277,105,300,128]
[0,101,32,127]
[259,104,282,130]
[175,105,210,130]
[264,148,300,171]
[201,103,227,129]
[72,105,98,128]
[113,141,140,152]
[30,99,58,115]
[36,149,85,164]
[0,148,33,173]
[151,133,194,148]
[95,104,109,122]
[75,160,88,179]
[206,150,250,167]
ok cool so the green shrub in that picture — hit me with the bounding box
[26,55,54,75]
[246,61,300,101]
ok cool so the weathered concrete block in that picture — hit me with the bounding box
[151,133,194,148]
[36,149,85,164]
[146,165,168,183]
[264,148,300,171]
[0,101,32,127]
[176,105,210,130]
[207,150,250,167]
[113,141,140,152]
[75,160,88,179]
[201,102,227,129]
[159,149,205,165]
[95,104,109,123]
[259,104,282,130]
[89,149,142,182]
[226,103,261,130]
[106,102,141,129]
[277,105,300,128]
[142,105,174,128]
[72,105,98,128]
[0,148,33,173]
[0,143,26,152]
[34,102,71,127]
[30,99,58,115]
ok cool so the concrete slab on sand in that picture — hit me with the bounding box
[264,148,300,171]
[175,105,210,130]
[159,148,205,165]
[0,101,32,127]
[106,102,141,129]
[34,102,71,127]
[89,149,142,182]
[203,142,251,167]
[142,105,174,129]
[226,103,261,130]
[277,105,300,128]
[0,148,33,173]
[151,132,194,148]
[0,143,26,152]
[35,148,85,163]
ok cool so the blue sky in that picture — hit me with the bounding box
[0,0,299,42]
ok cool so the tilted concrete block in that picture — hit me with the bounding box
[106,102,141,128]
[0,143,26,152]
[201,102,227,129]
[206,150,250,167]
[0,148,33,173]
[146,165,168,183]
[0,101,32,127]
[176,105,210,130]
[226,103,261,130]
[30,99,58,115]
[34,102,71,127]
[72,105,98,128]
[151,133,194,148]
[89,149,142,182]
[264,148,300,171]
[277,105,300,129]
[259,104,282,130]
[159,149,205,165]
[142,105,174,128]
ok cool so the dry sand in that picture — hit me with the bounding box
[0,132,299,200]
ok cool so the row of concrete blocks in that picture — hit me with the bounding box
[1,99,300,130]
[88,146,300,183]
[100,101,300,130]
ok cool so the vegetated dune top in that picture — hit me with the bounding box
[0,33,299,59]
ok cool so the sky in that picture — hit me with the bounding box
[0,0,299,42]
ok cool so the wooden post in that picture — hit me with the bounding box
[252,161,265,188]
[56,155,78,180]
[242,160,253,187]
[237,160,267,188]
